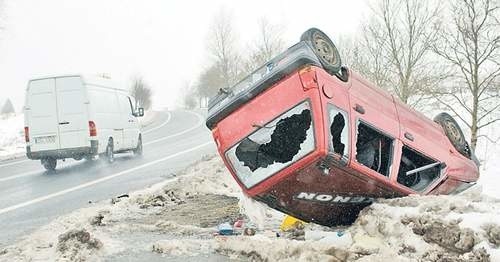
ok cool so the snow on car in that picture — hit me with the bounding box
[206,28,480,227]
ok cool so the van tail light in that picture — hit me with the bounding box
[298,66,318,91]
[89,121,97,137]
[24,127,30,142]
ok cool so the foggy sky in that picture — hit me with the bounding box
[0,0,368,111]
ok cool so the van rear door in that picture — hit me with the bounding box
[26,78,60,152]
[55,77,89,149]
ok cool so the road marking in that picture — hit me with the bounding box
[143,111,171,135]
[0,141,213,215]
[0,159,30,168]
[0,111,202,182]
[0,170,42,182]
[144,111,204,146]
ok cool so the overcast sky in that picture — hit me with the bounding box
[0,0,369,111]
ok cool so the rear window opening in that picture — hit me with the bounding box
[355,122,393,176]
[397,146,440,191]
[225,101,315,188]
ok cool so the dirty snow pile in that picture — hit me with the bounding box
[1,156,500,262]
[0,114,25,159]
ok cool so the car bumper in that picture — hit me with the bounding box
[27,140,98,160]
[206,41,321,129]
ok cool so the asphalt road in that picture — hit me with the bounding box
[0,110,216,248]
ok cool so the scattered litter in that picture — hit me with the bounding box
[89,213,104,226]
[218,222,234,236]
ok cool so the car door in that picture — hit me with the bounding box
[55,77,88,149]
[26,78,61,152]
[117,94,138,149]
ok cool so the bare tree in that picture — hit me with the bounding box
[243,18,285,73]
[432,0,500,151]
[130,76,153,110]
[207,8,241,89]
[196,64,225,106]
[363,0,442,106]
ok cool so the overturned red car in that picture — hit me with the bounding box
[206,28,480,227]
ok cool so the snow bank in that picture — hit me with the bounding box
[0,114,25,159]
[2,155,499,261]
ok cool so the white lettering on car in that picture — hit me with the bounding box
[295,192,374,204]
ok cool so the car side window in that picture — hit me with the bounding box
[397,146,441,192]
[355,121,393,177]
[327,104,349,163]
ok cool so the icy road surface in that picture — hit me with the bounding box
[0,110,216,248]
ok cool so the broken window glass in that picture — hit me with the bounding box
[226,101,315,188]
[327,104,349,161]
[397,146,440,191]
[355,122,393,177]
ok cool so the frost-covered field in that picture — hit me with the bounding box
[1,155,499,262]
[0,114,25,159]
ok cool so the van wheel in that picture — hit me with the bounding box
[105,141,115,163]
[133,136,143,156]
[41,158,57,171]
[300,28,342,75]
[434,112,471,158]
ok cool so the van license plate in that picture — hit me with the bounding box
[35,136,56,144]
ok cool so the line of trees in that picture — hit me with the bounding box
[188,1,499,153]
[183,10,285,108]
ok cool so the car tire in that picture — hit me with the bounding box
[300,28,342,75]
[41,158,57,171]
[434,112,471,158]
[105,140,115,163]
[133,136,143,157]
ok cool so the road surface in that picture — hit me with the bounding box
[0,110,216,248]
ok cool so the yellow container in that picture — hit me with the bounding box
[280,215,306,231]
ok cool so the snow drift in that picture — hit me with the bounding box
[0,155,499,261]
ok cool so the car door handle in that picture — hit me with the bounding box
[59,121,70,125]
[353,104,365,114]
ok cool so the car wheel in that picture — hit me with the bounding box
[105,141,115,163]
[41,158,57,171]
[434,112,471,158]
[133,136,143,157]
[300,28,342,75]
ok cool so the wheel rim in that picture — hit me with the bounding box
[312,32,337,65]
[445,119,464,144]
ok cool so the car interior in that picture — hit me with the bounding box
[355,122,393,177]
[397,146,440,191]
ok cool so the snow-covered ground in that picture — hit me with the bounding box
[0,114,25,160]
[1,155,499,262]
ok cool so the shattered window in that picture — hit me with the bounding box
[397,146,440,192]
[355,122,393,177]
[226,101,315,188]
[327,104,349,162]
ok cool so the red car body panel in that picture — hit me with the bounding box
[208,52,479,226]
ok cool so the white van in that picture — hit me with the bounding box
[24,74,144,171]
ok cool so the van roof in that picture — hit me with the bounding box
[28,74,127,92]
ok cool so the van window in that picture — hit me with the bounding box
[397,146,441,192]
[127,97,135,113]
[118,95,133,115]
[355,121,393,177]
[327,104,348,162]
